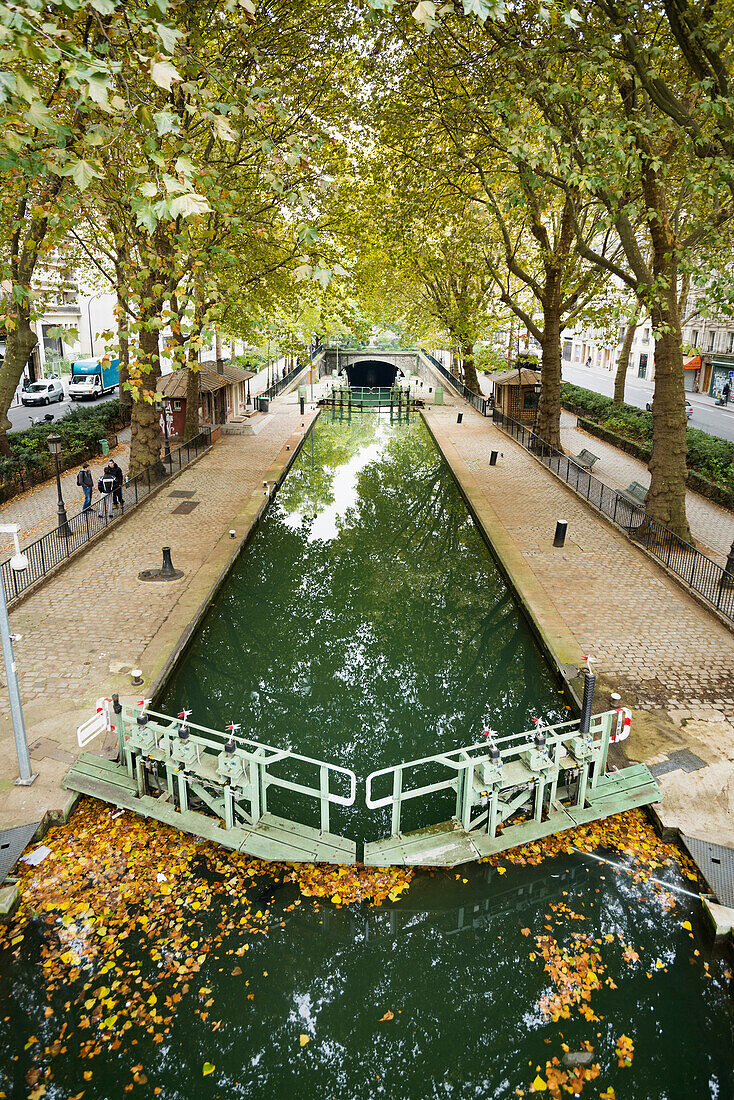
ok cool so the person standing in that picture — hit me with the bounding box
[97,467,115,519]
[723,380,731,405]
[77,462,93,513]
[107,458,124,508]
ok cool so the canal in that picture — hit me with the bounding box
[1,409,732,1098]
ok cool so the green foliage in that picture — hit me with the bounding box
[561,383,734,490]
[3,401,129,489]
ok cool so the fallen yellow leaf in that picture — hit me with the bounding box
[299,1034,310,1047]
[532,1074,548,1091]
[202,1062,215,1076]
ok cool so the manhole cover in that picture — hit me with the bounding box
[0,822,41,883]
[680,835,734,907]
[171,501,199,514]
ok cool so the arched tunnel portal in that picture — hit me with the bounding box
[345,359,399,388]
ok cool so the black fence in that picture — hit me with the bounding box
[492,408,734,623]
[419,350,492,416]
[1,428,211,606]
[255,344,324,409]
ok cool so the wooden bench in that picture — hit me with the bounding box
[616,481,648,508]
[570,448,600,471]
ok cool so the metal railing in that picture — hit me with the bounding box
[109,703,356,838]
[419,349,492,416]
[1,428,211,606]
[325,384,413,409]
[255,344,323,409]
[492,408,734,622]
[366,711,621,840]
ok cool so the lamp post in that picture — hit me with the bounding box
[532,380,542,438]
[0,524,36,785]
[46,433,70,539]
[156,397,172,469]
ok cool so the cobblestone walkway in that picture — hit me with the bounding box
[428,406,734,844]
[0,390,320,830]
[0,430,131,556]
[560,412,734,566]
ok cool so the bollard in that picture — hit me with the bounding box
[457,412,463,424]
[160,547,176,577]
[300,396,305,415]
[610,691,621,710]
[579,667,596,735]
[229,529,236,539]
[553,520,567,547]
[489,450,498,466]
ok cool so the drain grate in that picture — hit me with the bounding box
[680,835,734,907]
[0,822,41,883]
[171,501,199,515]
[650,748,707,778]
[169,490,196,498]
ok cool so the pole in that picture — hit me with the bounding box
[0,569,35,784]
[54,453,69,538]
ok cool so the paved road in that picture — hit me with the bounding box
[561,363,734,443]
[8,383,117,433]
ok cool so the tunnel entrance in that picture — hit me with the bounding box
[345,360,399,388]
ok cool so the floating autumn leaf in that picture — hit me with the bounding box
[202,1062,215,1076]
[682,920,692,931]
[615,1034,634,1068]
[379,1011,394,1021]
[299,1034,310,1046]
[531,1074,547,1090]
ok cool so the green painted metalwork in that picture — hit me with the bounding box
[64,704,358,864]
[364,710,660,866]
[325,384,413,408]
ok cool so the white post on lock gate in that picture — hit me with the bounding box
[0,524,36,784]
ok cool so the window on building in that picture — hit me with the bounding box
[692,329,699,347]
[618,325,625,343]
[523,390,539,409]
[173,399,182,411]
[728,333,734,354]
[573,345,581,362]
[563,339,572,361]
[638,353,648,379]
[708,332,716,350]
[642,328,650,344]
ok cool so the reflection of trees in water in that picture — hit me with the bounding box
[161,415,566,771]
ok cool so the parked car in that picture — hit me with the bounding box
[645,398,694,419]
[21,379,65,406]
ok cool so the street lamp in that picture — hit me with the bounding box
[532,380,542,437]
[46,433,70,539]
[0,524,36,785]
[156,397,172,468]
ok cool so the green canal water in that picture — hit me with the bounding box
[1,409,733,1099]
[159,408,568,839]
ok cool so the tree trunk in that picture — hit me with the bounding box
[117,291,132,406]
[613,309,640,405]
[462,341,480,393]
[184,359,201,441]
[536,305,562,448]
[0,304,38,455]
[215,326,223,374]
[646,283,691,540]
[128,321,162,478]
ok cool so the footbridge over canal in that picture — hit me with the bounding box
[320,347,453,391]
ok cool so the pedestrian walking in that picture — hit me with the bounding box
[77,462,93,512]
[97,468,115,519]
[107,458,124,508]
[723,380,731,405]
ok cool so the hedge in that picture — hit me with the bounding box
[0,399,132,504]
[561,382,734,506]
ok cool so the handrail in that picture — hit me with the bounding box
[366,711,618,838]
[1,428,212,607]
[256,343,324,407]
[492,407,734,623]
[418,349,492,416]
[107,703,356,836]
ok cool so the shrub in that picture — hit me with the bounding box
[561,382,734,492]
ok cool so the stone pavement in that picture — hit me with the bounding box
[0,388,322,832]
[560,411,734,566]
[0,430,131,557]
[426,406,734,847]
